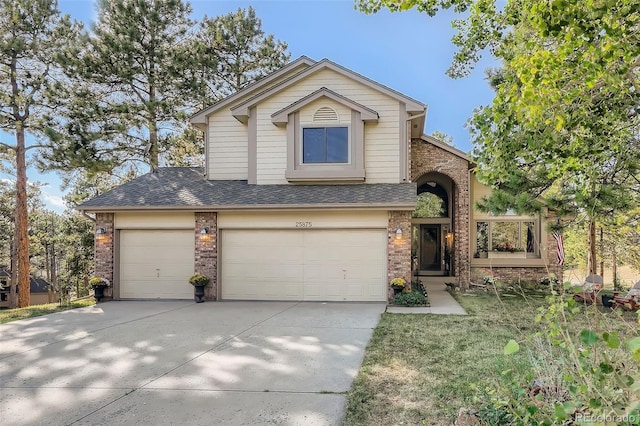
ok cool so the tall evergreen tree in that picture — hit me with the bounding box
[191,6,290,106]
[57,0,196,172]
[0,0,80,307]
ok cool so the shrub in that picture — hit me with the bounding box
[473,285,640,425]
[89,276,109,287]
[392,290,428,306]
[188,273,209,286]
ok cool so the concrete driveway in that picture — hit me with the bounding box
[0,301,385,425]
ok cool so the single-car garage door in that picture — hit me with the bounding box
[221,229,387,301]
[120,230,195,299]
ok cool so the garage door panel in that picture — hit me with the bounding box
[221,229,386,301]
[120,230,194,299]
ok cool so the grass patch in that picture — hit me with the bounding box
[0,298,96,324]
[344,291,638,425]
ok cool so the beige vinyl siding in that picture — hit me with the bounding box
[203,67,306,180]
[218,210,388,229]
[207,112,248,180]
[298,98,351,123]
[255,68,401,184]
[115,212,194,229]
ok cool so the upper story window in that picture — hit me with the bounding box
[303,127,349,164]
[270,88,379,182]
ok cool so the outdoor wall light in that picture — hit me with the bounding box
[395,227,403,240]
[95,227,106,236]
[200,227,209,235]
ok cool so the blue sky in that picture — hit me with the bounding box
[7,0,497,213]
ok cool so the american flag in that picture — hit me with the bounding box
[552,231,565,266]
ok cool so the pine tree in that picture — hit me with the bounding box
[0,0,81,308]
[60,0,196,171]
[192,6,290,106]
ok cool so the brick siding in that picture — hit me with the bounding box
[94,213,114,300]
[388,211,412,300]
[195,212,218,300]
[411,139,470,289]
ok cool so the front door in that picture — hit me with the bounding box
[420,224,442,272]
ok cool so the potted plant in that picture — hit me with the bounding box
[189,273,209,303]
[89,276,110,302]
[390,277,406,295]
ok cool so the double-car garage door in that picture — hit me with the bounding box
[221,229,387,301]
[119,228,387,301]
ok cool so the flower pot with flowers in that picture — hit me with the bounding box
[390,277,406,295]
[189,273,209,303]
[89,276,110,302]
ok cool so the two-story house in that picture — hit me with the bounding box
[80,57,562,302]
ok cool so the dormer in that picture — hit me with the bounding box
[268,87,378,182]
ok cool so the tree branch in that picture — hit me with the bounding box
[0,142,17,151]
[25,144,46,152]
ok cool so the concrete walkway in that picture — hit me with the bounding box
[386,281,467,315]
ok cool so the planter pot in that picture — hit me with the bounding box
[489,251,527,259]
[93,285,107,302]
[601,294,614,308]
[193,285,205,303]
[392,286,404,295]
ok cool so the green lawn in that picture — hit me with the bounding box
[0,298,96,323]
[344,291,639,426]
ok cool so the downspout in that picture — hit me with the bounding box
[404,109,427,182]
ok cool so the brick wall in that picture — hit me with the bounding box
[388,211,412,300]
[94,213,114,300]
[195,212,218,300]
[471,266,555,285]
[411,139,470,289]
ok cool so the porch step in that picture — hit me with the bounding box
[416,276,455,285]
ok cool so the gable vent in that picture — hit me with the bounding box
[313,106,338,122]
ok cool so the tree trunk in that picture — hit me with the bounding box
[149,120,158,170]
[15,125,30,308]
[599,227,604,281]
[9,239,17,308]
[587,220,597,276]
[612,249,618,289]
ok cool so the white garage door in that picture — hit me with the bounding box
[120,230,195,299]
[221,229,387,301]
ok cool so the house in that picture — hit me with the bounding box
[0,268,58,307]
[79,57,562,302]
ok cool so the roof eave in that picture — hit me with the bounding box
[79,202,416,213]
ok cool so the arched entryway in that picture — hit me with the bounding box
[412,172,455,276]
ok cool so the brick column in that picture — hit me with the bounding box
[388,211,412,300]
[94,213,114,300]
[195,212,218,300]
[454,181,470,289]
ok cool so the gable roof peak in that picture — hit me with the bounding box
[190,56,317,125]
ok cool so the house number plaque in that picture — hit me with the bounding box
[295,221,313,228]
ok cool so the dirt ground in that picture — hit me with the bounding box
[564,265,639,287]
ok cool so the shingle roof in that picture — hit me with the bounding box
[30,278,51,293]
[78,168,417,211]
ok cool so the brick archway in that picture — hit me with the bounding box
[411,137,470,289]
